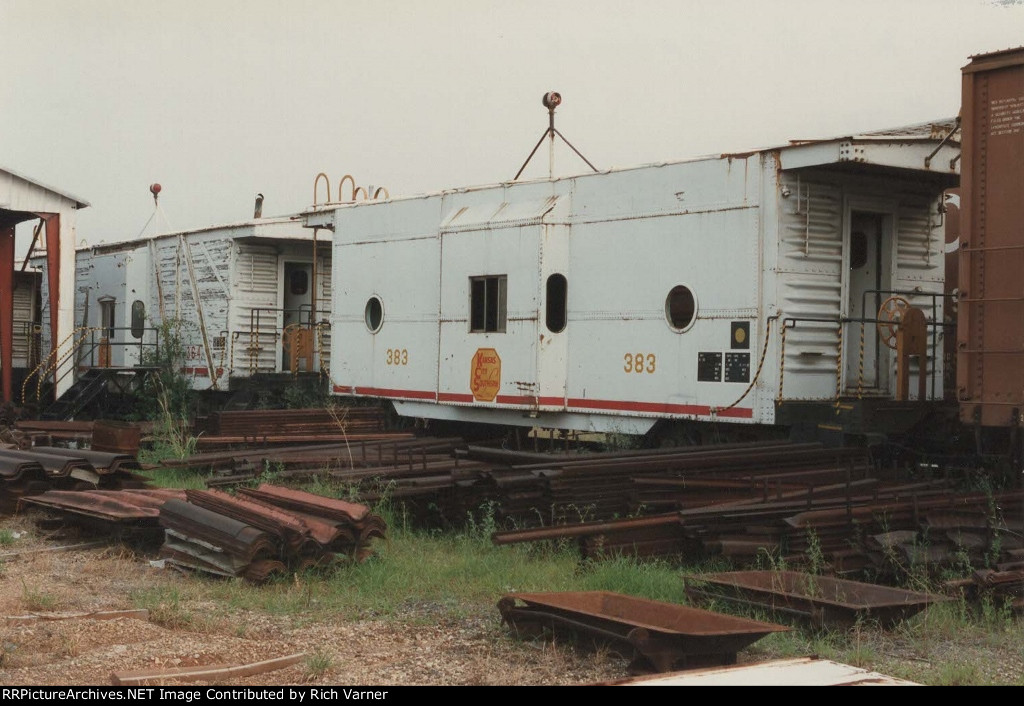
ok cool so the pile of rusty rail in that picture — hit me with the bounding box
[485,441,873,526]
[12,420,148,453]
[285,440,871,529]
[493,484,1024,575]
[385,441,878,529]
[187,440,880,529]
[159,484,386,582]
[193,407,395,447]
[158,436,1023,580]
[171,436,466,481]
[943,555,1024,611]
[0,446,147,513]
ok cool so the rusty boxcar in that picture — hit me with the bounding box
[957,47,1024,431]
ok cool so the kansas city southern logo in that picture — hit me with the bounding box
[470,348,501,402]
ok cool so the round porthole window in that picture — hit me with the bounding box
[665,285,696,332]
[364,296,384,333]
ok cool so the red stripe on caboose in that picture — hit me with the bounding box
[334,384,752,418]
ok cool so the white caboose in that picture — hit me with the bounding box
[307,121,959,435]
[35,215,331,396]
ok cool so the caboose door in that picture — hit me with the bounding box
[282,261,314,372]
[845,210,893,392]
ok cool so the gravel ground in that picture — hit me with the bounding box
[0,526,625,686]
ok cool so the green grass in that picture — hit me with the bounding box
[138,466,210,490]
[177,523,688,623]
[20,580,58,612]
[304,650,335,681]
[0,530,15,546]
[130,585,194,628]
[934,660,983,686]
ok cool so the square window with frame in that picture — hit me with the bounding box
[469,275,507,333]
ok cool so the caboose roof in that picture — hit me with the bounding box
[777,118,959,183]
[71,214,319,255]
[303,117,960,228]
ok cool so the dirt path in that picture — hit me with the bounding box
[0,530,623,686]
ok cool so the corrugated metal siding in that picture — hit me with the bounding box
[896,197,941,272]
[894,195,945,396]
[776,178,843,396]
[12,279,37,366]
[316,255,331,370]
[231,244,278,373]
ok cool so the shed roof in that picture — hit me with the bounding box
[0,165,90,210]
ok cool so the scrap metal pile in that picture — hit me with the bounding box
[171,435,464,487]
[942,561,1024,610]
[493,469,1024,581]
[193,439,879,528]
[159,485,386,581]
[19,482,386,583]
[12,419,149,449]
[193,407,396,447]
[163,435,1024,588]
[0,445,147,513]
[19,488,186,536]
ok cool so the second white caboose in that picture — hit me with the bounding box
[38,216,332,394]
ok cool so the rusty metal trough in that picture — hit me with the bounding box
[684,571,951,629]
[498,591,788,673]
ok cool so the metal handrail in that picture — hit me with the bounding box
[77,325,162,368]
[781,304,952,401]
[238,307,330,374]
[22,325,162,403]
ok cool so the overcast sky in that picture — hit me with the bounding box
[2,0,1023,250]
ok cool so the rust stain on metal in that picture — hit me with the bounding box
[92,421,142,455]
[20,489,186,520]
[685,571,951,629]
[957,47,1024,426]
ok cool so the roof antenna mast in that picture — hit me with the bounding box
[134,183,173,239]
[513,92,598,181]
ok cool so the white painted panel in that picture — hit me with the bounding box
[537,221,570,408]
[437,223,540,405]
[566,206,762,423]
[331,235,439,398]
